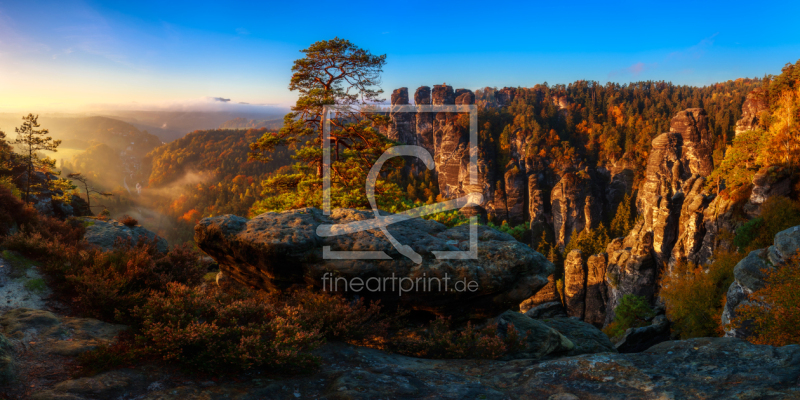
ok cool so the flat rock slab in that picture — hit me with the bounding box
[81,218,169,253]
[31,338,800,400]
[195,208,554,319]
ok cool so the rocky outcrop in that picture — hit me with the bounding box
[604,233,658,326]
[81,217,169,253]
[386,87,415,145]
[551,171,598,249]
[563,250,586,320]
[431,85,476,201]
[634,109,714,265]
[0,308,125,393]
[414,86,435,158]
[614,314,671,353]
[30,338,800,399]
[696,193,739,264]
[735,89,768,136]
[669,108,713,177]
[669,175,713,268]
[519,274,561,313]
[744,167,792,217]
[495,311,575,360]
[584,253,608,327]
[539,317,617,356]
[195,208,553,320]
[722,225,800,338]
[495,87,517,107]
[504,162,527,226]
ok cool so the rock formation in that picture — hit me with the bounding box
[81,217,169,253]
[635,108,714,266]
[563,250,586,319]
[414,86,435,157]
[584,253,608,327]
[26,334,800,399]
[195,208,553,320]
[735,89,768,136]
[551,171,599,249]
[386,87,416,145]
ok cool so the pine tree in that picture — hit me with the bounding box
[610,192,635,238]
[12,114,61,203]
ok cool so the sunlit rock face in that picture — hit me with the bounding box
[735,89,767,136]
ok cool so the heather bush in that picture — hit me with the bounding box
[126,283,323,372]
[389,316,525,359]
[60,240,205,321]
[119,215,138,227]
[660,250,739,339]
[603,294,654,339]
[285,290,394,344]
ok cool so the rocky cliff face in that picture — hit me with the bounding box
[735,89,767,136]
[551,171,600,249]
[387,87,416,145]
[385,92,748,328]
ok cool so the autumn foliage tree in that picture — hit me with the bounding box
[733,254,800,346]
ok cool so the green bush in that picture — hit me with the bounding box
[603,294,654,339]
[487,221,528,242]
[734,196,800,251]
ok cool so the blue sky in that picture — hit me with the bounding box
[1,0,799,112]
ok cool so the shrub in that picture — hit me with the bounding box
[119,215,138,227]
[734,196,800,251]
[389,316,525,359]
[63,240,205,321]
[125,283,323,372]
[733,255,800,346]
[285,290,394,345]
[603,294,654,339]
[487,221,528,242]
[0,183,38,236]
[660,249,741,339]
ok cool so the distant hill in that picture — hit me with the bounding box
[0,114,160,154]
[219,117,284,131]
[143,128,292,187]
[101,110,287,142]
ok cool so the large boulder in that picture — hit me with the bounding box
[495,311,574,360]
[539,317,617,356]
[81,218,169,253]
[195,208,554,319]
[0,308,126,357]
[614,314,671,353]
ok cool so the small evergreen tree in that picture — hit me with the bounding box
[610,191,635,238]
[11,114,61,203]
